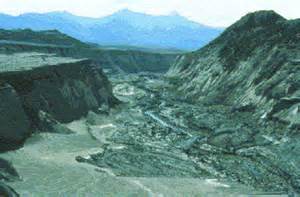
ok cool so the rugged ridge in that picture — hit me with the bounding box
[167,10,300,124]
[166,10,300,193]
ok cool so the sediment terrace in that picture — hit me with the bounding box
[0,52,85,72]
[0,52,117,151]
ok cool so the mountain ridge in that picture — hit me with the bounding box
[0,9,223,51]
[166,10,300,193]
[168,10,300,120]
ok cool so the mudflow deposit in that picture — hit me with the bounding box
[0,10,299,196]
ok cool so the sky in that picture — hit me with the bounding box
[0,0,299,27]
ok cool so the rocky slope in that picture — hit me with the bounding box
[0,29,177,73]
[0,53,118,151]
[168,10,300,127]
[165,10,300,193]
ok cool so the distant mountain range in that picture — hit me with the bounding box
[0,9,223,51]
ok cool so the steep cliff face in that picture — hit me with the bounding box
[0,53,118,151]
[167,10,300,124]
[0,84,30,150]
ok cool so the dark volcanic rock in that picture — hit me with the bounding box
[0,60,117,124]
[0,84,30,151]
[0,59,119,124]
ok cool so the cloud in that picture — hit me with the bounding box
[0,0,299,26]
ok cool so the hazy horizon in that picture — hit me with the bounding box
[0,0,299,27]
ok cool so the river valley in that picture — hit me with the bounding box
[0,71,274,196]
